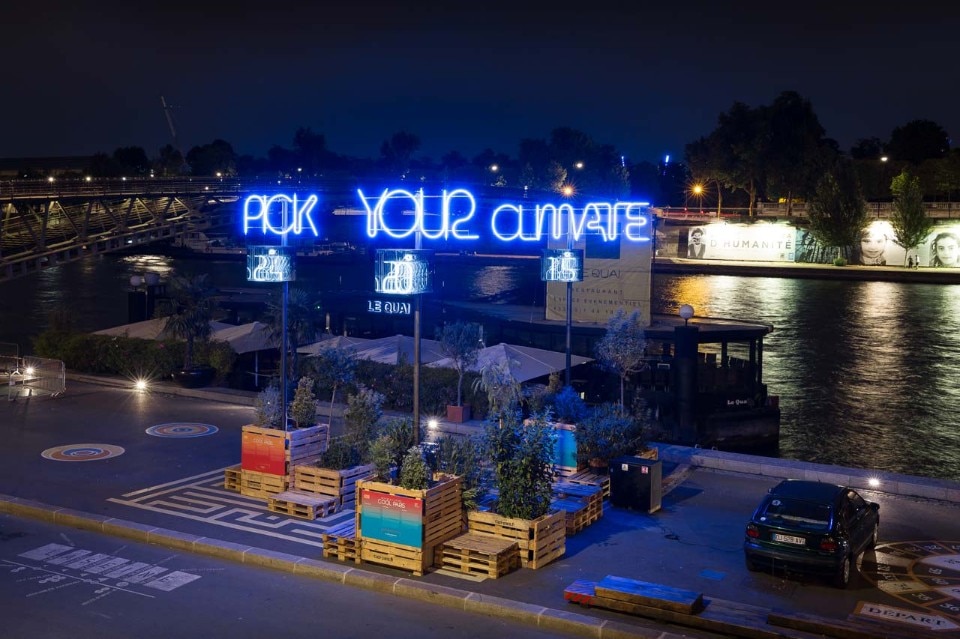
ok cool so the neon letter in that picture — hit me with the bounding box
[445,189,479,240]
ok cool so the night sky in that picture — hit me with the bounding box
[5,1,958,164]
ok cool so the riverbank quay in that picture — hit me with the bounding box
[654,256,960,284]
[4,375,960,638]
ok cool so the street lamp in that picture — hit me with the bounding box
[679,304,694,326]
[691,184,704,212]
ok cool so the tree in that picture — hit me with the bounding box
[380,130,421,177]
[472,358,522,424]
[307,346,357,441]
[267,287,320,387]
[806,159,868,257]
[887,119,949,166]
[436,321,482,407]
[186,139,237,176]
[889,170,934,262]
[112,146,151,176]
[289,376,317,429]
[595,308,647,407]
[164,273,217,371]
[712,101,767,215]
[343,385,384,460]
[484,411,554,520]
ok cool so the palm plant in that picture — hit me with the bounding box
[165,273,217,371]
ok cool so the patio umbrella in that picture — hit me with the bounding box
[94,317,232,340]
[428,342,592,384]
[210,321,279,355]
[350,334,447,365]
[297,335,371,356]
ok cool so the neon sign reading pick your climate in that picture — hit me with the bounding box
[243,189,651,243]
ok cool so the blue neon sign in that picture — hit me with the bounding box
[243,194,319,236]
[359,189,649,243]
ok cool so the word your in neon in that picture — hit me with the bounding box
[243,194,319,236]
[358,189,650,243]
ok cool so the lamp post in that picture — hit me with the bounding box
[562,184,575,387]
[692,184,704,213]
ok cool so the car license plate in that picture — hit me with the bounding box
[772,533,805,545]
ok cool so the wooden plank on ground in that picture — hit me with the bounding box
[768,610,927,639]
[595,574,704,615]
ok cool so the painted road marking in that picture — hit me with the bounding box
[4,542,201,598]
[40,444,124,462]
[146,423,219,438]
[855,602,959,631]
[107,467,355,548]
[861,540,960,628]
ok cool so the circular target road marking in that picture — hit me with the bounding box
[41,444,125,462]
[146,423,219,438]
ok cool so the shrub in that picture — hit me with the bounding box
[833,256,848,266]
[253,385,282,428]
[318,437,361,470]
[550,385,589,424]
[344,386,384,460]
[485,411,555,520]
[290,376,317,429]
[398,446,429,490]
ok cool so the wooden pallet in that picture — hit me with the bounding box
[321,520,361,564]
[223,465,242,492]
[566,470,611,499]
[239,469,288,500]
[440,533,519,579]
[466,510,566,569]
[268,490,338,520]
[294,463,376,510]
[361,538,431,576]
[552,482,604,534]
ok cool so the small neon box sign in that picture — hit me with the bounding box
[541,248,584,282]
[375,249,434,295]
[247,246,295,282]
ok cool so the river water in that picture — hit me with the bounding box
[2,253,959,481]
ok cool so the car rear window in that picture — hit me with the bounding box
[759,497,831,531]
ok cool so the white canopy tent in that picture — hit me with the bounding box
[349,334,447,365]
[297,335,371,356]
[94,317,232,340]
[428,342,593,384]
[210,321,279,355]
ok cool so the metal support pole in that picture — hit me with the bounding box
[412,231,422,444]
[280,201,289,431]
[565,280,572,388]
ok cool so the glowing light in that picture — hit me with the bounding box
[428,418,439,430]
[868,477,881,488]
[359,188,478,241]
[561,185,574,197]
[134,379,149,392]
[243,194,320,237]
[541,249,583,282]
[25,366,35,376]
[375,249,433,295]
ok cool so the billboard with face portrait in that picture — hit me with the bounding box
[686,223,796,262]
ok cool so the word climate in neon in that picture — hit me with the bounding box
[358,188,650,243]
[243,194,320,236]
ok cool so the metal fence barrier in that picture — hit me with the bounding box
[6,355,65,400]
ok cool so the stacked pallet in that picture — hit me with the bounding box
[439,532,519,579]
[566,469,611,500]
[321,519,361,564]
[356,476,463,576]
[267,490,338,520]
[239,424,328,500]
[551,481,604,535]
[293,463,375,511]
[223,465,242,492]
[465,509,566,569]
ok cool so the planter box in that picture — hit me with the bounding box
[293,463,376,511]
[239,469,288,500]
[356,476,463,575]
[465,509,566,569]
[240,424,328,476]
[446,404,471,423]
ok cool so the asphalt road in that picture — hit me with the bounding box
[0,513,578,639]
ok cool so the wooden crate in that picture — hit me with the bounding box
[239,469,288,500]
[294,463,376,510]
[566,469,611,500]
[241,424,329,476]
[552,482,604,535]
[360,538,433,576]
[440,533,519,579]
[223,465,242,493]
[355,476,464,576]
[465,509,566,569]
[321,519,361,564]
[268,490,338,520]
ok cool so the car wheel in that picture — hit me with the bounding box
[833,555,851,588]
[745,555,759,572]
[868,522,879,549]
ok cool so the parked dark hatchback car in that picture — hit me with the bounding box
[743,479,880,588]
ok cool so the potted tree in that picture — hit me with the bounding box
[437,321,482,423]
[574,403,650,473]
[165,273,218,388]
[289,376,318,429]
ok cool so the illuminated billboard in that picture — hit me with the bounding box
[375,249,434,295]
[686,223,796,262]
[246,246,295,282]
[541,249,584,282]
